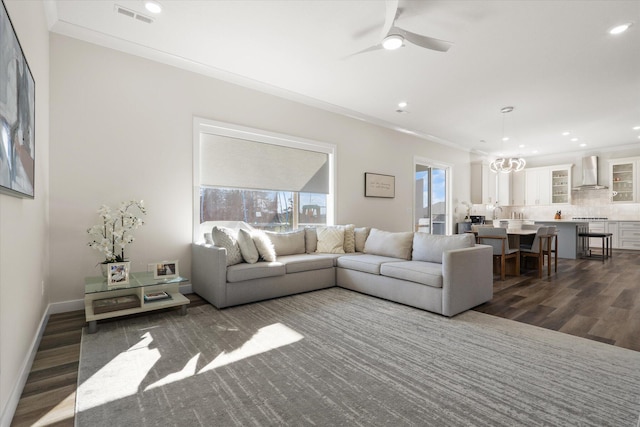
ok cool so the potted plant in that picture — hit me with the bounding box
[87,200,146,275]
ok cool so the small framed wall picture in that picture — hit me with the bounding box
[365,172,395,198]
[107,262,130,286]
[154,260,179,279]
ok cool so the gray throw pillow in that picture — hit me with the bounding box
[354,227,370,252]
[265,229,306,256]
[363,228,414,260]
[211,226,243,266]
[237,228,259,264]
[412,233,475,263]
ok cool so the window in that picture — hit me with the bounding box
[414,157,452,235]
[193,118,335,240]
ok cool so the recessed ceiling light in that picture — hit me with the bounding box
[562,131,571,136]
[571,137,578,142]
[144,0,162,14]
[398,101,407,108]
[532,150,539,154]
[634,126,640,130]
[609,23,632,35]
[502,137,509,141]
[579,143,587,147]
[518,144,525,148]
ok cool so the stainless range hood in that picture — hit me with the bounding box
[573,156,608,190]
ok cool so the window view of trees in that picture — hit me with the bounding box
[200,187,327,231]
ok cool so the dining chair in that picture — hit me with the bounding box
[520,226,550,278]
[477,227,520,281]
[543,225,558,273]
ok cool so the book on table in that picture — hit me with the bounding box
[92,294,140,314]
[144,291,171,302]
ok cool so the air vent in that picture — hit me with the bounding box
[115,5,154,24]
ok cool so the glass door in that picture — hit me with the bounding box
[611,162,635,202]
[415,161,449,235]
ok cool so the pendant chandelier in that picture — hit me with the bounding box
[489,106,526,173]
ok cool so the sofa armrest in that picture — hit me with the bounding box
[441,245,493,317]
[191,243,228,308]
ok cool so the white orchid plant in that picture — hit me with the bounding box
[87,200,146,264]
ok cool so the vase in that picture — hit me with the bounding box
[100,264,108,278]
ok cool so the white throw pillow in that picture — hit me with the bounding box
[265,229,306,256]
[316,226,346,254]
[305,227,318,254]
[237,228,259,264]
[211,226,243,266]
[363,228,414,260]
[252,230,276,262]
[354,227,370,252]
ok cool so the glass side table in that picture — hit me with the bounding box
[84,271,189,333]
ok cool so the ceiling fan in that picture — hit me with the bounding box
[349,0,453,57]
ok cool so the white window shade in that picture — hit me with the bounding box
[200,134,330,194]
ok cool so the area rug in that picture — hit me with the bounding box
[76,288,640,426]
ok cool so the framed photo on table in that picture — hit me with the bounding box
[107,262,130,286]
[153,260,179,279]
[365,172,395,198]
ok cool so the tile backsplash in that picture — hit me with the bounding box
[469,188,640,221]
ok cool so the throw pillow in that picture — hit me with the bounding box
[211,226,243,266]
[354,227,370,252]
[252,230,276,262]
[316,226,346,254]
[363,228,414,260]
[237,228,259,264]
[412,233,475,264]
[204,232,214,245]
[265,229,306,256]
[304,227,318,254]
[340,224,356,253]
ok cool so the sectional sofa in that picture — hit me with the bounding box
[192,224,493,317]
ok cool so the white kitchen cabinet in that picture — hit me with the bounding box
[618,222,640,250]
[609,158,638,203]
[550,165,573,204]
[496,172,511,206]
[470,162,497,205]
[511,170,526,205]
[525,167,551,205]
[607,222,619,249]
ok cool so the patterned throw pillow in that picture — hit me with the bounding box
[316,226,346,254]
[340,224,356,253]
[211,226,243,266]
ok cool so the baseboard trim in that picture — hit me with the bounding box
[0,304,50,427]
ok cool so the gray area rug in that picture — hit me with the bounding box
[76,288,640,426]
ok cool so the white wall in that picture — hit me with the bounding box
[0,1,49,423]
[49,34,472,304]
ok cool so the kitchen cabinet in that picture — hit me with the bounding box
[496,172,511,206]
[550,165,572,204]
[511,170,526,205]
[470,162,497,205]
[609,158,638,203]
[525,167,551,205]
[607,222,619,249]
[618,222,640,250]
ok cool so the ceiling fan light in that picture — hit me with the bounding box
[382,34,404,50]
[144,0,162,14]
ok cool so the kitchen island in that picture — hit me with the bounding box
[534,220,589,259]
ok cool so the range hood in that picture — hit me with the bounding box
[573,156,608,190]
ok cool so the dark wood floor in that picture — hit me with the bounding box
[10,252,640,426]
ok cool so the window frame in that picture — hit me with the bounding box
[193,117,336,242]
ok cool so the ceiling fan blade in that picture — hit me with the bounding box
[341,44,385,60]
[395,27,453,52]
[381,0,400,39]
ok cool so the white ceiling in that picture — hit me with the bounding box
[46,0,640,159]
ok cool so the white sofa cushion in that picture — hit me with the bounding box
[412,233,475,264]
[211,226,243,266]
[276,254,335,274]
[364,228,413,260]
[265,229,306,256]
[237,229,259,264]
[252,231,277,262]
[316,226,346,254]
[337,254,404,275]
[227,261,285,282]
[380,261,444,288]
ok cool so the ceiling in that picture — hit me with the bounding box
[45,0,640,159]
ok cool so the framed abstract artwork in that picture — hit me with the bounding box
[0,0,36,198]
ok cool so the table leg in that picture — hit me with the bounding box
[88,320,97,334]
[180,305,187,316]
